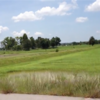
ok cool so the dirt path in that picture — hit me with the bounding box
[0,94,100,100]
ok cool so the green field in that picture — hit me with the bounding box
[1,45,100,97]
[0,45,100,75]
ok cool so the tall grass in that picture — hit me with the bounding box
[0,72,100,98]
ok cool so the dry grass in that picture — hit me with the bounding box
[0,72,100,98]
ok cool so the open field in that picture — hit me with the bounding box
[0,45,100,98]
[0,45,100,74]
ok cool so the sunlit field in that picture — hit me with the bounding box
[0,44,100,97]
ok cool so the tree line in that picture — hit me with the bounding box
[1,33,61,51]
[71,36,100,46]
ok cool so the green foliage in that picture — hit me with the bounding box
[55,37,61,46]
[12,45,22,51]
[36,37,42,48]
[51,37,61,48]
[55,48,59,52]
[2,37,17,50]
[22,39,31,51]
[41,38,50,49]
[1,34,61,51]
[89,36,95,46]
[30,37,36,49]
[22,33,31,51]
[22,33,28,40]
[50,37,56,48]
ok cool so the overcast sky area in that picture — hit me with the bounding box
[0,0,100,43]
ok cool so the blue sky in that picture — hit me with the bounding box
[0,0,100,43]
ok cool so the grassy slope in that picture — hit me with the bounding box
[0,45,100,74]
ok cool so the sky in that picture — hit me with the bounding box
[0,0,100,43]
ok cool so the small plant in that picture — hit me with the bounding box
[55,48,59,52]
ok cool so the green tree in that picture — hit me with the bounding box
[15,36,20,45]
[22,33,31,50]
[23,33,28,40]
[2,37,16,50]
[30,37,36,49]
[89,36,95,46]
[22,39,31,50]
[50,37,56,48]
[41,38,50,49]
[55,37,61,46]
[36,37,42,48]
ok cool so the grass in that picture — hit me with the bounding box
[0,72,100,98]
[0,45,100,74]
[0,44,100,98]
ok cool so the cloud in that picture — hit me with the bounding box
[0,26,9,34]
[12,11,42,22]
[85,0,100,12]
[12,1,77,22]
[76,17,88,23]
[34,32,43,36]
[12,30,30,37]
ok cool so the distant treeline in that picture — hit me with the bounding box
[0,35,99,51]
[61,36,100,46]
[1,33,61,51]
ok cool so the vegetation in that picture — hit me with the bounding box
[0,45,100,74]
[0,35,100,98]
[0,72,100,98]
[1,34,61,50]
[89,36,95,46]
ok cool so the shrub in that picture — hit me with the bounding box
[55,48,59,52]
[12,45,22,51]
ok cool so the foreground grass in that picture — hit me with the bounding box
[0,72,100,98]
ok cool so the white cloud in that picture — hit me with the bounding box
[0,26,9,34]
[76,17,88,23]
[12,1,77,22]
[12,30,30,37]
[96,30,100,33]
[12,11,42,22]
[85,0,100,12]
[34,32,43,36]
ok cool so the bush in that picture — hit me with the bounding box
[12,45,22,51]
[55,48,59,52]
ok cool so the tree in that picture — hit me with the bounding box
[30,37,36,49]
[2,37,16,50]
[41,38,50,49]
[36,37,42,48]
[15,36,20,45]
[50,37,56,48]
[55,37,61,46]
[22,33,31,50]
[23,33,28,40]
[50,37,61,48]
[89,36,95,46]
[22,39,31,50]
